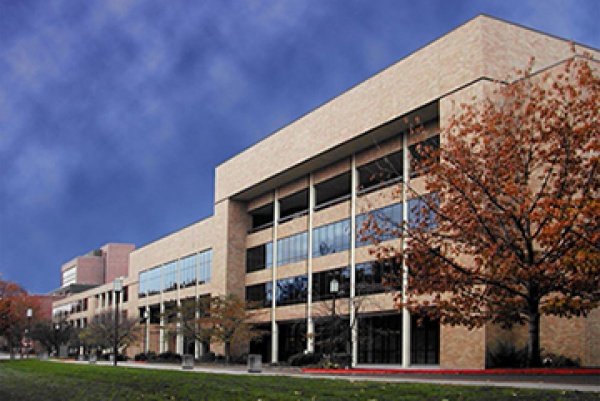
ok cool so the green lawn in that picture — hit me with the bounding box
[0,360,593,401]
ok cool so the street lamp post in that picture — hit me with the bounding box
[143,310,149,354]
[26,308,32,359]
[329,277,339,357]
[113,277,123,367]
[54,323,60,356]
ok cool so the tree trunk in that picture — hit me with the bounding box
[224,341,231,364]
[527,306,541,367]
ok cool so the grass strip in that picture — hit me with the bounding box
[0,360,594,401]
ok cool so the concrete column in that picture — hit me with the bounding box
[402,129,411,368]
[194,297,202,359]
[271,190,279,363]
[159,301,165,354]
[350,154,358,367]
[176,260,183,355]
[194,257,202,360]
[306,173,315,353]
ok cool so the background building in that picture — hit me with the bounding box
[53,15,600,368]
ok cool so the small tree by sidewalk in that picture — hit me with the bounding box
[31,319,78,355]
[165,294,265,363]
[79,310,140,358]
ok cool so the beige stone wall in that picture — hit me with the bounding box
[215,15,598,203]
[440,325,486,369]
[584,308,600,367]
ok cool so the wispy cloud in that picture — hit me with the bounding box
[1,0,598,293]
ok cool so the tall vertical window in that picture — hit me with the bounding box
[147,267,161,296]
[138,271,148,297]
[163,261,178,292]
[198,249,212,284]
[277,232,308,266]
[180,254,197,288]
[312,218,351,257]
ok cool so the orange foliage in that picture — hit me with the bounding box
[366,52,599,366]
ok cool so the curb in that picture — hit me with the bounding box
[301,368,600,376]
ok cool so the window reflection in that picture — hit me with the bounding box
[312,218,351,257]
[137,249,213,297]
[276,275,308,306]
[277,232,308,266]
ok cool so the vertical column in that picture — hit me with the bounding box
[350,155,358,367]
[402,130,411,368]
[145,305,150,353]
[176,260,183,355]
[159,302,165,353]
[195,296,202,359]
[271,190,279,363]
[306,174,315,353]
[159,269,165,353]
[195,255,202,359]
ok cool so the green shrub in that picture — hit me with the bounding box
[486,341,528,368]
[542,352,581,368]
[156,351,181,363]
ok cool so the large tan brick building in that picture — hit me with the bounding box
[52,15,600,369]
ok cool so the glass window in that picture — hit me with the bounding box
[139,270,148,297]
[312,267,350,301]
[358,149,403,192]
[163,261,178,292]
[312,218,351,258]
[147,267,161,295]
[356,202,403,247]
[250,203,274,231]
[355,259,402,295]
[276,275,308,306]
[198,249,212,284]
[277,231,308,266]
[180,254,197,288]
[279,189,309,221]
[245,282,273,309]
[62,266,77,286]
[408,193,438,230]
[315,172,351,209]
[410,135,440,178]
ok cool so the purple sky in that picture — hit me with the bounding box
[1,0,599,294]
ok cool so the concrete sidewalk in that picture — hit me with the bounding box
[48,357,600,393]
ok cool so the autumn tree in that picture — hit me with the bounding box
[166,295,264,363]
[79,310,140,357]
[31,319,78,355]
[366,54,599,367]
[0,279,40,359]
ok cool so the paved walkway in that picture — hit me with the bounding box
[54,358,600,393]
